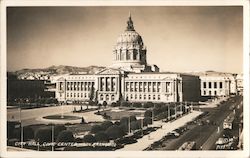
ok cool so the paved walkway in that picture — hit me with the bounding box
[117,110,203,151]
[7,105,103,126]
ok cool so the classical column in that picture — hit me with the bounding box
[151,82,153,93]
[110,77,112,91]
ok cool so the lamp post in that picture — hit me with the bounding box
[174,104,177,120]
[185,101,188,114]
[19,105,23,148]
[61,102,64,119]
[51,124,54,151]
[152,110,154,125]
[141,114,143,135]
[128,116,131,135]
[37,139,40,151]
[168,104,170,121]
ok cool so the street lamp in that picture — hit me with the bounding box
[151,109,154,125]
[175,103,177,120]
[141,113,144,135]
[128,116,131,135]
[61,102,64,119]
[168,104,170,121]
[19,104,23,148]
[51,124,54,151]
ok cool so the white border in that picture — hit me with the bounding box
[0,0,249,158]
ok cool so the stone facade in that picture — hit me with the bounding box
[199,72,238,97]
[55,69,200,104]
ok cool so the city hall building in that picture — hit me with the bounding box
[54,14,201,104]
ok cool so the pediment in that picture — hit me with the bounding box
[96,68,123,75]
[57,77,66,81]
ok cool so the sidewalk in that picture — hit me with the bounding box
[117,110,203,151]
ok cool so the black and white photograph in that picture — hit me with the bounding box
[0,0,249,158]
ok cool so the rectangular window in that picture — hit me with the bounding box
[148,82,151,92]
[157,82,161,92]
[131,82,134,92]
[220,82,223,88]
[204,91,206,95]
[203,82,206,88]
[139,82,142,92]
[125,82,129,92]
[166,82,170,93]
[153,82,156,92]
[143,82,147,92]
[135,82,138,92]
[208,82,212,88]
[214,82,217,89]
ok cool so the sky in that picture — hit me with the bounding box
[7,6,243,73]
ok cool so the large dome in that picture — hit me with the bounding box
[117,31,143,45]
[115,14,144,50]
[111,13,158,73]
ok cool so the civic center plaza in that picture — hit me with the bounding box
[51,15,243,105]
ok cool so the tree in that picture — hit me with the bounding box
[7,121,20,139]
[121,101,129,107]
[35,128,52,143]
[111,102,117,107]
[119,123,128,133]
[100,121,113,131]
[143,117,152,126]
[12,126,34,141]
[155,103,164,109]
[103,101,107,108]
[23,126,34,141]
[95,131,109,142]
[130,115,137,122]
[130,121,140,131]
[153,108,161,116]
[132,102,142,108]
[54,125,67,138]
[105,125,125,140]
[120,117,129,125]
[143,102,154,108]
[56,130,75,143]
[91,125,103,134]
[98,104,102,109]
[83,134,96,144]
[144,110,153,117]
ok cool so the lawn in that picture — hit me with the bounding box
[99,109,144,120]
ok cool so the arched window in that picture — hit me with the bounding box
[111,95,115,101]
[100,94,103,100]
[106,94,109,101]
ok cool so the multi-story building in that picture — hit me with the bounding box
[54,14,201,104]
[236,74,243,95]
[199,72,237,98]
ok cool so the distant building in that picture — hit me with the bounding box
[53,14,200,104]
[7,74,54,101]
[199,72,238,98]
[236,74,243,95]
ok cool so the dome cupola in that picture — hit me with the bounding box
[111,13,149,73]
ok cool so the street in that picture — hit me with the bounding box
[152,95,243,150]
